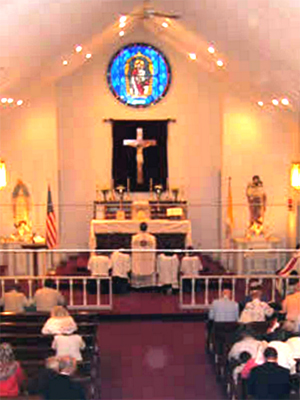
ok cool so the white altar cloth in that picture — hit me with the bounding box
[89,219,192,249]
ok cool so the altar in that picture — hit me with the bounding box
[232,236,281,275]
[89,219,192,251]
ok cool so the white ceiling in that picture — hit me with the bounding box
[0,0,299,110]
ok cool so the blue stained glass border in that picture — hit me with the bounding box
[107,43,171,108]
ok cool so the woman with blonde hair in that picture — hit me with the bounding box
[42,306,77,335]
[0,343,25,397]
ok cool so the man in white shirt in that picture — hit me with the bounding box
[0,284,30,313]
[111,249,131,293]
[33,279,65,312]
[228,331,263,361]
[131,222,156,288]
[268,340,296,374]
[209,288,239,322]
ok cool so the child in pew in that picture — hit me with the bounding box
[233,351,259,384]
[42,306,77,335]
[0,343,26,397]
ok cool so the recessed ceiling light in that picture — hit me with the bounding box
[119,16,127,24]
[75,45,83,53]
[85,53,92,59]
[17,100,23,106]
[272,99,279,106]
[162,22,168,28]
[7,98,13,104]
[208,46,215,54]
[281,98,289,106]
[119,22,126,28]
[188,53,197,60]
[258,101,264,107]
[119,30,125,37]
[216,60,224,67]
[62,60,68,66]
[1,98,7,103]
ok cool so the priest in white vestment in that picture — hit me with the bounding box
[87,254,111,276]
[131,222,156,288]
[157,253,180,290]
[111,250,131,293]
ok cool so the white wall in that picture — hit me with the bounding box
[0,86,58,238]
[56,27,223,248]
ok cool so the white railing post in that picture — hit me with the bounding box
[96,279,100,306]
[205,278,209,306]
[109,277,113,308]
[218,277,222,298]
[28,279,33,300]
[232,278,236,301]
[83,279,87,306]
[191,278,196,306]
[69,279,74,307]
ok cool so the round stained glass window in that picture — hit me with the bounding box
[107,43,171,108]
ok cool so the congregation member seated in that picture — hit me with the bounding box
[247,347,291,400]
[42,306,77,335]
[131,222,156,288]
[239,280,268,311]
[180,246,203,292]
[156,252,180,293]
[33,279,65,312]
[28,356,86,400]
[228,328,264,362]
[232,351,258,384]
[281,281,300,323]
[0,284,30,313]
[239,286,274,323]
[263,318,297,342]
[111,249,131,294]
[209,286,239,322]
[267,340,297,374]
[286,336,300,360]
[52,328,85,362]
[0,343,26,398]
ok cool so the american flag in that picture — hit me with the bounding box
[46,185,57,249]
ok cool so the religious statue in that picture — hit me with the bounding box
[11,180,33,242]
[246,175,267,236]
[123,127,157,185]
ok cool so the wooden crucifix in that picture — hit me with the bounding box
[123,127,157,184]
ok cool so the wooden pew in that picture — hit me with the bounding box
[0,311,101,400]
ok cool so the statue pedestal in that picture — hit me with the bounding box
[232,236,281,275]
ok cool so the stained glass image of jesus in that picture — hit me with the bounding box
[125,53,153,98]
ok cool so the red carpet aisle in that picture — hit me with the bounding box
[98,321,226,400]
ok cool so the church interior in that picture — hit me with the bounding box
[0,1,300,399]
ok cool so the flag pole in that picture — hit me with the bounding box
[226,176,234,272]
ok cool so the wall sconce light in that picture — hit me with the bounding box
[291,162,300,190]
[0,159,7,189]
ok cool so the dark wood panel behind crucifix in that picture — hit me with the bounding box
[112,120,168,192]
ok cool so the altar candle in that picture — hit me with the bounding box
[150,178,153,192]
[127,177,130,192]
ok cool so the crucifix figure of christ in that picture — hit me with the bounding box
[123,127,157,185]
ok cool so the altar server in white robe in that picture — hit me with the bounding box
[181,247,203,276]
[111,249,131,293]
[131,222,156,288]
[157,252,180,290]
[87,254,112,276]
[181,247,203,292]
